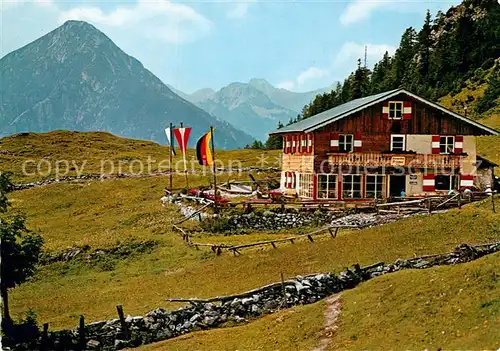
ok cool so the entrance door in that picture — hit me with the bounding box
[389,175,406,197]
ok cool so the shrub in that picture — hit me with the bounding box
[2,309,41,350]
[200,217,233,233]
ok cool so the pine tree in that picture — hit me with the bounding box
[265,121,284,149]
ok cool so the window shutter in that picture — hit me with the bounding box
[403,101,412,120]
[295,135,300,153]
[307,134,313,153]
[330,133,339,151]
[431,135,440,154]
[300,135,306,153]
[354,133,363,152]
[382,101,389,119]
[292,172,296,189]
[460,174,474,189]
[422,174,435,192]
[455,135,463,154]
[283,136,287,154]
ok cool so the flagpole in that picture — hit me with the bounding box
[169,122,173,193]
[180,122,189,189]
[210,126,218,214]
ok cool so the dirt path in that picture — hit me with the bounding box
[313,294,342,351]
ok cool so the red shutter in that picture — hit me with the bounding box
[432,135,440,154]
[382,101,389,119]
[455,135,463,154]
[403,101,412,120]
[354,133,363,152]
[301,134,306,153]
[285,172,290,188]
[307,134,313,153]
[292,172,296,188]
[423,174,435,192]
[293,135,298,154]
[284,136,289,154]
[460,174,473,189]
[330,133,339,151]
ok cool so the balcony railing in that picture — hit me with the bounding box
[327,152,462,169]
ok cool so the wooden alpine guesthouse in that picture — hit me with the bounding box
[270,88,498,201]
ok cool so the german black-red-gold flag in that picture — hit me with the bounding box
[196,130,213,166]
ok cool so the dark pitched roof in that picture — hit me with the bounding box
[477,155,498,168]
[270,88,499,135]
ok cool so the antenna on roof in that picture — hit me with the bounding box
[364,45,368,68]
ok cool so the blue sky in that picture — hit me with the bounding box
[1,0,461,94]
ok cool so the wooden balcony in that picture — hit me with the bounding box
[326,152,462,169]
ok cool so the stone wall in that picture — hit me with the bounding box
[227,210,340,230]
[7,242,499,351]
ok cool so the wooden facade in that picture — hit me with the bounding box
[276,90,497,201]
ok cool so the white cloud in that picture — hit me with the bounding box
[335,42,396,67]
[57,0,212,44]
[0,0,54,12]
[227,0,257,19]
[339,0,386,26]
[279,41,395,91]
[297,67,329,86]
[339,0,459,26]
[277,66,330,91]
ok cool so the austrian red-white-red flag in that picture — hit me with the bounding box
[173,127,191,155]
[174,127,191,171]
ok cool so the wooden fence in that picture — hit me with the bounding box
[172,223,360,256]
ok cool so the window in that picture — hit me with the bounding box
[435,175,457,191]
[317,174,337,199]
[391,135,405,152]
[389,101,403,119]
[366,175,385,199]
[299,173,314,198]
[339,134,354,152]
[342,175,362,199]
[440,136,455,154]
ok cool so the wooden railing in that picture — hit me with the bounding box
[327,152,462,168]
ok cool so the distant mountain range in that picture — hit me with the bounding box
[169,80,333,140]
[0,21,255,149]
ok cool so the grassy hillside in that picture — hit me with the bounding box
[9,177,500,329]
[140,252,500,351]
[332,252,500,350]
[439,62,500,165]
[0,131,280,182]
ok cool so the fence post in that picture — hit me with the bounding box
[40,323,49,351]
[79,315,85,351]
[492,192,496,213]
[116,304,130,340]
